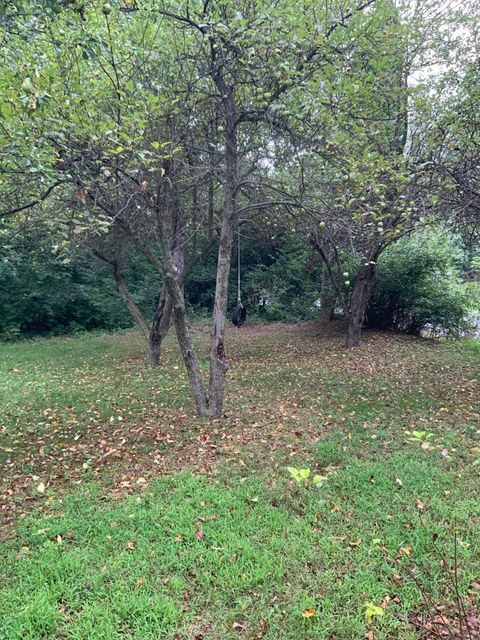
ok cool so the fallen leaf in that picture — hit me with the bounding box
[232,621,246,630]
[302,608,316,618]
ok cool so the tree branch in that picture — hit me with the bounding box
[0,181,65,218]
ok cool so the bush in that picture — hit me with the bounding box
[366,229,475,336]
[0,230,147,339]
[243,236,322,322]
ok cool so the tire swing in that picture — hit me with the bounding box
[231,227,246,328]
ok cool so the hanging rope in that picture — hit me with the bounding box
[237,226,241,303]
[232,225,247,327]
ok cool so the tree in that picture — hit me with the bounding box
[1,1,219,365]
[0,0,386,413]
[434,57,480,254]
[157,0,379,414]
[280,0,474,346]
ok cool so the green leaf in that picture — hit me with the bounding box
[287,467,310,482]
[364,602,384,623]
[21,77,36,94]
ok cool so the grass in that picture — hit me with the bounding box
[0,323,479,639]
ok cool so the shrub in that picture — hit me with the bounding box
[366,229,475,336]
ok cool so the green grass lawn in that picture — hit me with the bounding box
[1,323,479,639]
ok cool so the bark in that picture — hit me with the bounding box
[113,262,150,340]
[160,206,234,417]
[156,194,210,415]
[113,262,172,366]
[319,264,335,322]
[207,171,214,242]
[164,264,209,416]
[207,85,237,418]
[346,263,378,348]
[207,211,234,416]
[148,288,173,366]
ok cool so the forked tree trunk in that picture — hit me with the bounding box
[157,80,238,418]
[113,263,172,366]
[346,263,378,348]
[163,224,234,418]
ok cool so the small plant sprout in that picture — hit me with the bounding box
[364,601,384,624]
[287,467,310,483]
[405,430,435,449]
[287,467,335,487]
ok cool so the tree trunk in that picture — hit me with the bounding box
[207,212,234,417]
[147,288,173,366]
[207,86,237,418]
[346,263,378,348]
[113,262,173,366]
[319,264,335,322]
[163,264,209,416]
[113,262,150,339]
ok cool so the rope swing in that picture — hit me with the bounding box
[231,225,247,328]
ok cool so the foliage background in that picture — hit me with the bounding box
[1,225,477,339]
